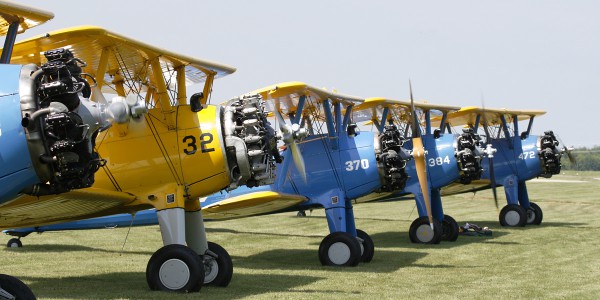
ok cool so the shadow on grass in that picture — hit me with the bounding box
[370,228,512,249]
[22,272,323,299]
[232,248,428,273]
[207,227,325,238]
[3,244,153,255]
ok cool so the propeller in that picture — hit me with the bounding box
[274,109,307,182]
[555,134,576,165]
[480,104,499,209]
[409,81,434,230]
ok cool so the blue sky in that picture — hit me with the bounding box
[16,0,600,147]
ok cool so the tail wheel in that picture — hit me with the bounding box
[499,204,527,227]
[0,274,36,300]
[441,215,459,242]
[318,232,361,267]
[409,217,442,244]
[6,238,22,248]
[146,244,204,292]
[356,229,375,262]
[526,202,543,225]
[202,242,233,287]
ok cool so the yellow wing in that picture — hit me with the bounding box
[435,106,546,127]
[354,97,461,126]
[201,191,307,220]
[0,0,54,35]
[249,81,365,122]
[0,188,147,230]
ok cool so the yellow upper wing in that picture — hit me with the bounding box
[0,0,53,35]
[201,191,307,220]
[249,81,365,121]
[354,97,461,125]
[436,106,546,127]
[8,25,235,95]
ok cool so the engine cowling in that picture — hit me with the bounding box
[222,94,280,190]
[373,124,411,192]
[454,128,484,184]
[537,130,562,178]
[20,48,110,195]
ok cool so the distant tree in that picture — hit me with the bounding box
[561,146,600,171]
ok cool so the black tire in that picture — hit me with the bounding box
[318,232,361,267]
[202,242,233,287]
[146,244,204,292]
[441,215,459,242]
[409,217,443,244]
[297,210,307,217]
[6,238,22,248]
[356,229,375,263]
[499,204,527,227]
[526,202,543,225]
[0,274,36,300]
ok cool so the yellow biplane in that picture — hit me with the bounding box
[0,24,290,292]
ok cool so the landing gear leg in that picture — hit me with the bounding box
[185,205,233,287]
[319,195,365,266]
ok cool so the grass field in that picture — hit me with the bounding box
[2,171,600,299]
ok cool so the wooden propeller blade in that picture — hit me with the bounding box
[412,137,433,229]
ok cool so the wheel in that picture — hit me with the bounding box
[441,215,459,242]
[499,204,527,227]
[146,244,204,292]
[409,217,443,244]
[526,202,543,225]
[202,242,233,287]
[6,238,22,248]
[356,229,375,263]
[297,210,307,217]
[0,274,36,300]
[318,232,361,267]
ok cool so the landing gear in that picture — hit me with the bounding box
[526,202,543,225]
[6,238,22,248]
[202,242,233,287]
[356,229,374,262]
[441,215,459,242]
[297,210,307,217]
[146,244,204,292]
[318,232,361,266]
[0,274,36,300]
[499,204,527,227]
[409,217,442,244]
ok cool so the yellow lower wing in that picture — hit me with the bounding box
[202,191,307,220]
[0,188,142,229]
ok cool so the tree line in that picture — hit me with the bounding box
[560,146,600,171]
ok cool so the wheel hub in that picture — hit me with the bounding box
[504,210,521,226]
[328,242,351,265]
[159,258,190,290]
[416,224,434,243]
[203,256,219,284]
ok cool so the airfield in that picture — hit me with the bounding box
[2,171,599,299]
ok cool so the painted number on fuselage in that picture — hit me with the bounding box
[182,133,215,155]
[428,155,451,167]
[345,159,369,171]
[518,151,536,160]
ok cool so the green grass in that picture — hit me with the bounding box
[2,171,600,299]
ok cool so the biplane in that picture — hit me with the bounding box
[0,1,53,298]
[351,96,490,244]
[435,106,566,227]
[0,24,296,293]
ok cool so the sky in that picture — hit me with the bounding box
[14,0,600,147]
